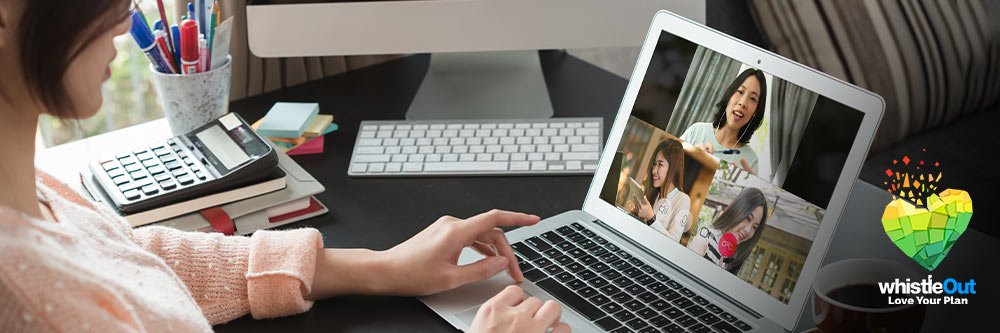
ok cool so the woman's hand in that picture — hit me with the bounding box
[308,209,541,299]
[738,158,756,176]
[695,143,715,154]
[636,195,654,221]
[469,285,571,333]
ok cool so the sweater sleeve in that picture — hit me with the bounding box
[130,226,323,324]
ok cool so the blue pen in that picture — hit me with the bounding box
[187,3,195,24]
[153,20,164,33]
[128,10,172,73]
[720,149,741,155]
[171,24,182,66]
[196,0,207,36]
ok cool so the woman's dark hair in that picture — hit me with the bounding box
[644,138,685,204]
[711,187,768,273]
[711,68,767,144]
[16,0,130,116]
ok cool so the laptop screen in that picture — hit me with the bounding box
[597,30,864,304]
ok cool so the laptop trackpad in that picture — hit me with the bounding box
[456,290,534,325]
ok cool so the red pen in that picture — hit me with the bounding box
[154,30,179,74]
[180,19,199,74]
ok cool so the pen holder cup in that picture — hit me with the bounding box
[151,55,232,135]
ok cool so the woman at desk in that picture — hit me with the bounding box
[0,1,566,332]
[686,187,769,275]
[679,68,767,176]
[631,139,692,242]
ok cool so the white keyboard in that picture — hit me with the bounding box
[348,118,604,176]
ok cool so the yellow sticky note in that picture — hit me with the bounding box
[303,114,334,137]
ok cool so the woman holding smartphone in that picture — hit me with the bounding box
[686,187,769,274]
[0,1,566,332]
[631,139,692,242]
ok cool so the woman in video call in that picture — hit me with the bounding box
[632,139,692,242]
[680,68,767,176]
[686,187,768,274]
[0,1,567,332]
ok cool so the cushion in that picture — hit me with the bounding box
[746,0,1000,151]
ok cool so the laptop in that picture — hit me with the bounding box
[420,10,884,332]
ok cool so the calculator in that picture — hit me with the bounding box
[89,113,279,214]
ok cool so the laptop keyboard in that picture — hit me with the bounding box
[512,221,753,333]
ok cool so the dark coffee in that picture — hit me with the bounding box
[827,284,899,309]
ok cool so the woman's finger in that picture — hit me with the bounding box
[462,210,540,236]
[515,296,544,313]
[471,242,496,257]
[491,285,527,306]
[549,322,571,333]
[477,228,523,282]
[532,300,563,330]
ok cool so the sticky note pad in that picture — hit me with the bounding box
[256,102,319,138]
[303,114,334,137]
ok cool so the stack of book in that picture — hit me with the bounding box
[253,102,337,156]
[81,145,327,235]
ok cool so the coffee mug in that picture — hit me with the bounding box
[811,258,925,333]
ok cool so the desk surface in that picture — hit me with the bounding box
[37,52,996,332]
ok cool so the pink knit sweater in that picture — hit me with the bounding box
[0,172,323,332]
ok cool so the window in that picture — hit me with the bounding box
[38,1,177,147]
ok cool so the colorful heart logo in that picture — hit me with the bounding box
[881,189,973,271]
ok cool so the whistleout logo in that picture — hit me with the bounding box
[878,275,976,305]
[879,150,973,271]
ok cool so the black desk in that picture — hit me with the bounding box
[214,51,628,332]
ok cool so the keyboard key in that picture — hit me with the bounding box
[663,305,684,318]
[589,262,610,273]
[553,255,573,266]
[713,321,742,333]
[661,289,682,301]
[706,304,724,314]
[612,277,633,287]
[649,315,671,328]
[544,265,564,275]
[566,279,587,291]
[624,284,645,295]
[690,323,712,333]
[678,287,696,298]
[654,272,670,281]
[638,292,658,303]
[556,242,576,251]
[649,282,669,294]
[698,312,720,325]
[556,226,574,235]
[565,263,585,273]
[663,324,685,333]
[566,248,586,258]
[594,317,622,331]
[623,300,645,311]
[623,267,643,278]
[733,320,752,331]
[523,269,546,281]
[635,275,655,286]
[692,295,709,306]
[535,278,604,320]
[541,231,565,245]
[532,257,553,268]
[589,294,611,306]
[599,285,621,296]
[674,297,694,309]
[578,255,598,266]
[512,242,541,260]
[525,237,552,251]
[649,299,671,311]
[577,270,597,281]
[685,304,707,317]
[600,302,623,314]
[613,310,636,322]
[554,272,574,282]
[588,277,610,288]
[578,286,598,298]
[666,280,682,289]
[625,317,648,330]
[637,307,658,319]
[676,314,698,327]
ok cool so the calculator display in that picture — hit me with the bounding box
[196,125,250,170]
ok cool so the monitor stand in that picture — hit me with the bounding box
[405,51,555,120]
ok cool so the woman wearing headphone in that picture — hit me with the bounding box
[631,139,692,242]
[680,68,767,176]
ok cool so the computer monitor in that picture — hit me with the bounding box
[246,0,704,120]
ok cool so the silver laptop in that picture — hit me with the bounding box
[420,10,884,332]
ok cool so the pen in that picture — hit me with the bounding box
[129,10,173,74]
[187,3,195,24]
[154,0,175,69]
[196,0,207,36]
[155,30,180,74]
[171,24,181,65]
[180,19,200,74]
[720,149,741,154]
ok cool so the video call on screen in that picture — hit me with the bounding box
[600,31,863,304]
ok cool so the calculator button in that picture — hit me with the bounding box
[153,148,170,156]
[177,151,188,158]
[142,159,159,168]
[141,185,159,195]
[159,180,177,190]
[160,155,177,163]
[107,168,125,178]
[111,175,130,186]
[182,157,194,166]
[164,161,182,170]
[119,156,138,166]
[122,189,141,200]
[124,164,141,173]
[171,169,187,177]
[147,165,166,175]
[150,143,166,150]
[135,152,154,161]
[130,171,148,180]
[102,161,121,171]
[176,174,194,185]
[194,170,206,180]
[153,173,171,182]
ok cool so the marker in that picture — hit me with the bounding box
[171,24,182,67]
[128,10,172,74]
[154,0,175,69]
[180,19,200,74]
[155,30,179,74]
[196,0,207,36]
[187,3,195,24]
